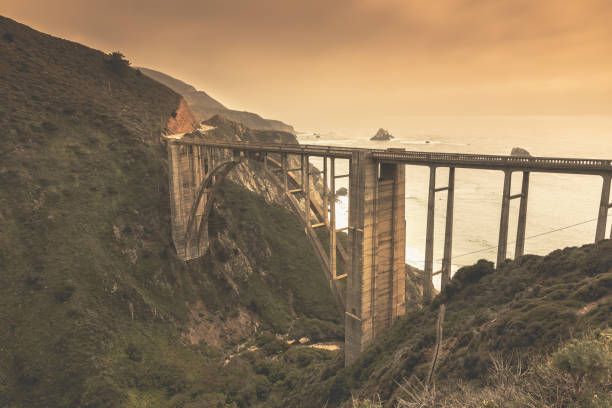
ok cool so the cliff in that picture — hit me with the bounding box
[139,67,295,134]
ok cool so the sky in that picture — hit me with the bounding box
[3,0,612,131]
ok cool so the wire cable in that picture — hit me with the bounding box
[406,208,611,268]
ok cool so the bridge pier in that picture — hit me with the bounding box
[515,172,530,258]
[497,170,531,266]
[497,170,513,267]
[423,167,436,302]
[423,167,456,301]
[168,142,209,260]
[304,155,311,225]
[345,152,406,365]
[441,167,455,289]
[595,175,611,242]
[329,158,337,279]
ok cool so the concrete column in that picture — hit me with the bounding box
[323,157,328,224]
[330,158,337,279]
[441,167,455,289]
[282,153,288,192]
[423,166,436,302]
[346,152,367,366]
[515,171,530,258]
[168,142,184,257]
[345,153,405,366]
[595,175,611,242]
[497,170,512,267]
[304,155,311,225]
[167,142,208,260]
[370,163,378,336]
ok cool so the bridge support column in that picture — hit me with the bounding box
[330,158,337,279]
[167,142,208,260]
[515,172,530,258]
[281,153,288,192]
[323,158,328,224]
[441,167,455,289]
[595,175,611,242]
[345,153,405,366]
[423,166,436,302]
[304,155,311,225]
[497,170,512,267]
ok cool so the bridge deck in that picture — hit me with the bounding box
[173,138,612,175]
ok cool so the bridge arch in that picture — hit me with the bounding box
[175,146,348,307]
[184,159,242,255]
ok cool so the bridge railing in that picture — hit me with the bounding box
[173,137,612,173]
[372,150,612,171]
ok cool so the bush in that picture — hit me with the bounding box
[106,52,130,75]
[54,284,75,303]
[41,121,58,132]
[551,332,612,397]
[125,344,143,362]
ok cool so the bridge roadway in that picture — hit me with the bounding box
[169,136,612,365]
[174,137,612,175]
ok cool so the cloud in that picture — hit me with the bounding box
[2,0,611,126]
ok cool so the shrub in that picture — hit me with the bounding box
[551,332,612,396]
[125,344,143,362]
[54,284,75,303]
[106,52,130,75]
[3,32,15,42]
[41,121,58,132]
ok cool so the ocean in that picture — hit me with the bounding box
[299,116,612,288]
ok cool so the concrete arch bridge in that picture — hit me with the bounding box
[166,136,612,365]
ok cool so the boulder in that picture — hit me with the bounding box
[510,147,532,157]
[335,187,348,196]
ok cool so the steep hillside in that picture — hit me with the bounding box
[0,15,340,408]
[288,241,612,407]
[137,68,227,112]
[139,67,295,134]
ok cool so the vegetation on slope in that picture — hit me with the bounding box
[0,16,340,408]
[289,241,612,407]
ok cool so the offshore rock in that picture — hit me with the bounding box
[370,128,394,141]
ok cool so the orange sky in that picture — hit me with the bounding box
[3,0,612,130]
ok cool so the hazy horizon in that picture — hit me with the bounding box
[3,0,612,131]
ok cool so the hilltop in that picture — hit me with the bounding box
[139,67,295,134]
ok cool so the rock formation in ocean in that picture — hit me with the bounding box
[370,128,394,141]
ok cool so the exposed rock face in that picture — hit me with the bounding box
[191,115,326,209]
[184,301,260,348]
[166,98,197,134]
[511,147,532,157]
[370,128,394,141]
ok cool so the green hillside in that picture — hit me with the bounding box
[288,241,612,407]
[0,15,340,408]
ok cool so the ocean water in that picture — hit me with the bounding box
[300,116,612,288]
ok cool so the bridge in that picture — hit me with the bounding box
[166,136,612,365]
